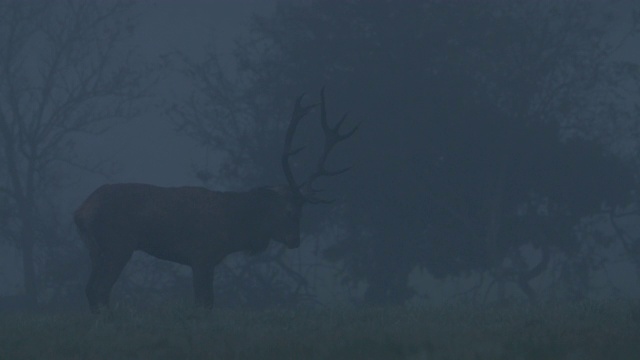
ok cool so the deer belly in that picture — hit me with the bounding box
[135,231,198,265]
[138,243,192,265]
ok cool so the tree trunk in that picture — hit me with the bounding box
[516,247,550,303]
[517,279,536,302]
[20,222,38,307]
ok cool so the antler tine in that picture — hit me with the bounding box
[321,165,352,177]
[282,93,318,199]
[337,114,360,141]
[320,88,360,142]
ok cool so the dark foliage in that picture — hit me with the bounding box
[182,0,639,305]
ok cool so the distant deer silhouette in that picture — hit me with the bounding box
[74,89,357,313]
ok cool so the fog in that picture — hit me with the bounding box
[76,1,272,190]
[1,0,640,315]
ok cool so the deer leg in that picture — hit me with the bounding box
[86,250,132,314]
[192,264,214,310]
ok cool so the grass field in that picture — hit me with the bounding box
[0,300,638,359]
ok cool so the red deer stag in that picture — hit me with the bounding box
[74,90,356,313]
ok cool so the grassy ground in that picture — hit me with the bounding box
[0,300,639,360]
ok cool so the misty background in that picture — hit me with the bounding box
[1,0,640,311]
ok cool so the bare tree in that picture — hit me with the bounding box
[0,0,149,306]
[166,50,295,189]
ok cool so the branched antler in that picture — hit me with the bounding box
[281,93,317,203]
[281,88,358,204]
